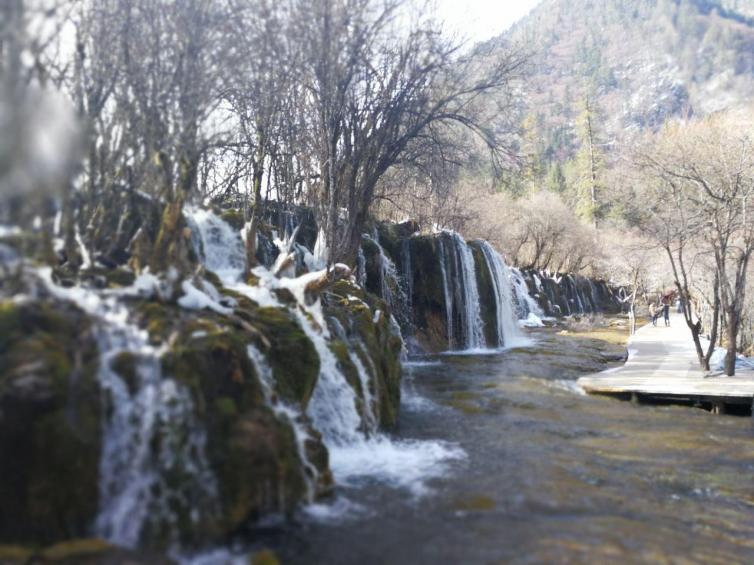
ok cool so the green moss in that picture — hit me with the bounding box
[244,306,319,407]
[164,331,260,415]
[0,300,101,545]
[40,539,115,560]
[136,301,178,344]
[408,236,449,352]
[201,269,224,290]
[322,280,402,428]
[215,396,238,417]
[78,267,136,289]
[162,321,323,536]
[329,339,362,402]
[220,209,246,231]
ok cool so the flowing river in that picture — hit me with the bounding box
[245,326,754,564]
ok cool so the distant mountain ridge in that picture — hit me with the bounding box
[492,0,754,164]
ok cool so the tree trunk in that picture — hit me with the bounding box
[724,307,738,376]
[691,323,710,372]
[245,163,264,270]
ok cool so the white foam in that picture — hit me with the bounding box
[519,313,545,328]
[327,436,465,497]
[302,496,370,523]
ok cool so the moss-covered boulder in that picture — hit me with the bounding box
[323,280,402,428]
[0,300,101,545]
[157,289,329,539]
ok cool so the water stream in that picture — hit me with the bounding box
[250,327,754,564]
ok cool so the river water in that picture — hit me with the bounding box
[248,326,754,564]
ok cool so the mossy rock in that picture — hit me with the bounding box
[134,300,182,344]
[0,300,101,545]
[163,316,327,538]
[220,209,246,231]
[406,235,449,352]
[111,351,139,395]
[323,281,402,428]
[78,267,136,289]
[239,306,320,407]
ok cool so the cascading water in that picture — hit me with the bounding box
[439,232,485,351]
[187,209,464,496]
[511,268,545,321]
[186,207,247,282]
[367,233,411,334]
[588,278,600,312]
[438,237,455,349]
[38,269,218,548]
[478,241,526,347]
[356,247,367,288]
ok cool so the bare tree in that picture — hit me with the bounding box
[295,0,526,265]
[635,110,754,374]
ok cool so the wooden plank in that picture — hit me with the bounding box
[577,313,754,402]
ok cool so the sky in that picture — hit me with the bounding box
[435,0,541,43]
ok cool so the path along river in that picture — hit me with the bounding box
[250,325,754,564]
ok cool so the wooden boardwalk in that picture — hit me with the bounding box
[577,313,754,413]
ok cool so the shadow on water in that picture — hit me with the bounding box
[252,327,754,564]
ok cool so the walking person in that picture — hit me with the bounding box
[661,294,671,326]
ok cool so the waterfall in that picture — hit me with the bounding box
[588,278,600,312]
[187,209,366,446]
[38,269,218,548]
[356,246,367,288]
[479,242,524,347]
[186,207,247,282]
[439,232,485,350]
[438,237,455,349]
[367,234,410,333]
[570,276,583,313]
[511,268,545,321]
[189,209,464,495]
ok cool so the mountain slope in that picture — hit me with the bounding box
[494,0,754,163]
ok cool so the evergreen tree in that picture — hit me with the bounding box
[572,95,606,229]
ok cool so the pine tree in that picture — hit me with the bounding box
[572,95,605,229]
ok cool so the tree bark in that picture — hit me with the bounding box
[724,307,738,376]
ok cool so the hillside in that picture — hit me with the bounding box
[494,0,754,165]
